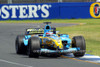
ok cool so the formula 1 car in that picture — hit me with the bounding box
[15,22,86,58]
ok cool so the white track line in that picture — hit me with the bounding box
[0,59,33,67]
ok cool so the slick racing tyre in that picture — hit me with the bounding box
[28,37,40,58]
[15,35,27,54]
[72,36,86,57]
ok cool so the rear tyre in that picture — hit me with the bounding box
[15,35,27,54]
[28,37,40,58]
[72,36,86,57]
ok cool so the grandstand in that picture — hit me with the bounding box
[0,0,96,4]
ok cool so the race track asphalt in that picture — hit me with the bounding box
[0,23,100,67]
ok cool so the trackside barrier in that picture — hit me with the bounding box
[0,2,99,20]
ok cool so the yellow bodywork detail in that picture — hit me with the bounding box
[40,37,63,49]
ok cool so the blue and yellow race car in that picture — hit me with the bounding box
[15,22,86,58]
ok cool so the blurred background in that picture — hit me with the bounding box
[0,0,96,4]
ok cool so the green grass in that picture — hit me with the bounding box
[56,19,100,56]
[0,19,100,23]
[0,19,100,56]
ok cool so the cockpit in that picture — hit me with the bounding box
[46,32,58,38]
[46,32,53,37]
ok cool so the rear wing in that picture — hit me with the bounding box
[25,28,44,35]
[25,28,56,35]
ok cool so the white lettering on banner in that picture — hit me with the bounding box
[9,5,18,18]
[1,5,9,19]
[41,5,51,18]
[0,4,52,19]
[28,5,39,18]
[19,5,28,18]
[0,10,1,15]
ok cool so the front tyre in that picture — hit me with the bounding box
[28,37,40,58]
[72,36,86,57]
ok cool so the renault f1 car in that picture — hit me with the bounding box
[15,22,86,58]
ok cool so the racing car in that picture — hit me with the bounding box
[15,22,86,58]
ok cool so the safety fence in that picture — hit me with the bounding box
[0,0,96,4]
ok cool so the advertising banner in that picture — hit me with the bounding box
[0,2,99,20]
[0,3,60,20]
